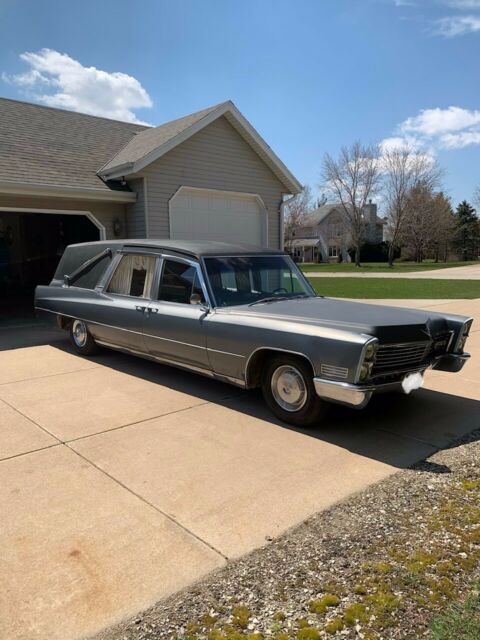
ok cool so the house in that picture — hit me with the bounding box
[289,201,386,262]
[0,97,301,316]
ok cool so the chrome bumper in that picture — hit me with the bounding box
[313,353,469,409]
[313,378,376,409]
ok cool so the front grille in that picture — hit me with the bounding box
[372,341,430,375]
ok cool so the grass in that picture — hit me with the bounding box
[299,261,478,273]
[308,277,480,299]
[428,580,480,640]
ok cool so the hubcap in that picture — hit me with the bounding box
[72,320,87,348]
[271,365,307,412]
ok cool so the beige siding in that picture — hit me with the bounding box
[142,116,286,248]
[125,178,146,238]
[0,194,126,239]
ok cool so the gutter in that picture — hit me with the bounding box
[0,180,137,203]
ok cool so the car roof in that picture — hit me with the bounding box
[66,239,286,259]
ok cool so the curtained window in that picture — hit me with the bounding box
[107,254,156,298]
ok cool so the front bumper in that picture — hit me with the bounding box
[313,352,470,409]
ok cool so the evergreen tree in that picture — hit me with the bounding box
[453,201,480,261]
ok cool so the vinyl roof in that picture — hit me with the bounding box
[68,239,285,259]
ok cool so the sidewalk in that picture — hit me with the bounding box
[303,263,480,280]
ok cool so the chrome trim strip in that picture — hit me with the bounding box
[36,306,246,359]
[244,346,316,387]
[95,340,246,388]
[208,347,245,358]
[35,306,208,351]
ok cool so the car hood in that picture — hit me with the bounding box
[220,297,451,343]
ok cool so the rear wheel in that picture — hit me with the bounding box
[261,354,326,427]
[69,319,99,356]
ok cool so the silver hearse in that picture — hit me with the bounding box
[35,240,472,426]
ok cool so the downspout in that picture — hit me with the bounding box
[279,194,296,251]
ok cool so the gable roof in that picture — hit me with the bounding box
[98,100,302,194]
[304,204,345,226]
[0,97,301,200]
[0,97,147,199]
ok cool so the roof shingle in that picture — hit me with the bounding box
[0,97,147,192]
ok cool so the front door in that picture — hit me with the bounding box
[87,251,158,352]
[142,257,210,369]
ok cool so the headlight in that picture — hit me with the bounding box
[364,342,378,361]
[359,362,374,382]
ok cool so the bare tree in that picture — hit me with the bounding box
[321,142,380,266]
[400,185,454,262]
[283,185,313,251]
[474,186,480,210]
[382,145,442,266]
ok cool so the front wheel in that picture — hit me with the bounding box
[261,355,326,427]
[69,319,99,356]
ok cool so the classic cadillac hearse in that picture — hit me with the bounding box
[35,240,472,426]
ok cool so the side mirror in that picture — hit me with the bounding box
[190,293,203,305]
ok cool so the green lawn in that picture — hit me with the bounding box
[308,277,480,299]
[300,261,478,273]
[428,580,480,640]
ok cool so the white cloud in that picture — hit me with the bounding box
[441,131,480,148]
[443,0,480,8]
[2,48,152,124]
[400,106,480,136]
[434,14,480,36]
[380,135,423,153]
[381,105,480,153]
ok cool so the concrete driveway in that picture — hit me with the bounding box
[1,300,479,640]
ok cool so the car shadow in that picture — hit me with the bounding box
[3,324,479,471]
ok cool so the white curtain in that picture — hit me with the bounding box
[108,254,155,297]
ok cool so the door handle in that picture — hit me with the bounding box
[135,305,147,312]
[149,307,159,314]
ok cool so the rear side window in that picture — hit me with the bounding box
[106,254,156,298]
[158,259,205,304]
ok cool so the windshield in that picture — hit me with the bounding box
[203,255,315,307]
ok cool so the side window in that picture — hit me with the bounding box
[158,259,205,305]
[106,254,156,297]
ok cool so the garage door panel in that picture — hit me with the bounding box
[170,189,265,245]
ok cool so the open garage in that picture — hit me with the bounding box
[0,211,100,322]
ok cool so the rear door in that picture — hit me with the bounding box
[87,250,158,352]
[142,256,211,369]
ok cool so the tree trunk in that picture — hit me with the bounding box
[355,244,361,267]
[387,242,395,267]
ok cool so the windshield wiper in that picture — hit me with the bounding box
[248,294,309,307]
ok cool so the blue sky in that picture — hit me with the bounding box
[0,0,479,209]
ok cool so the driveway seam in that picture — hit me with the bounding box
[0,397,63,443]
[0,365,100,387]
[65,442,229,562]
[374,426,439,450]
[0,442,62,463]
[65,394,244,444]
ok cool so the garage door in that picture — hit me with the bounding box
[169,188,266,245]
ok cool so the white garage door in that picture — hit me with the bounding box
[169,188,266,245]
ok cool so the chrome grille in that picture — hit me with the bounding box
[373,341,430,374]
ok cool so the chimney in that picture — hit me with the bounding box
[365,200,378,242]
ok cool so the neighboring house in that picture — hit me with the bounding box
[0,97,301,311]
[288,201,386,262]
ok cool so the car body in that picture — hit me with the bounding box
[35,239,473,426]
